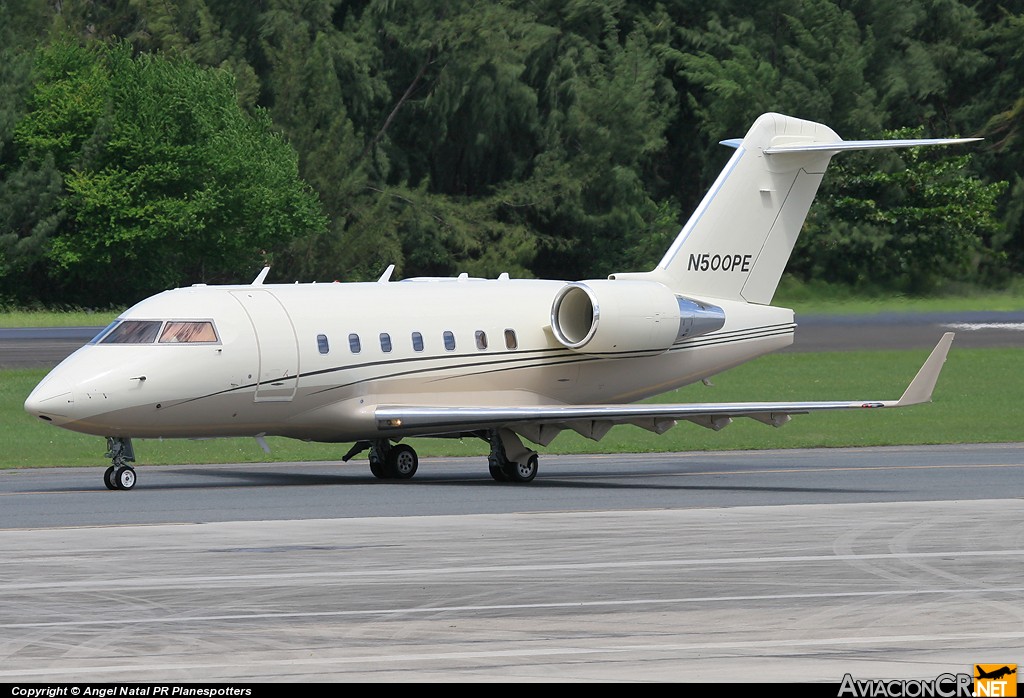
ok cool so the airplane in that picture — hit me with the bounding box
[24,112,974,490]
[976,666,1017,681]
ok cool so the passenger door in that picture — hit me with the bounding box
[229,290,299,401]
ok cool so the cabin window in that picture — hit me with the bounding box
[475,330,488,350]
[380,332,392,353]
[317,334,330,354]
[100,320,162,344]
[443,330,456,351]
[412,332,424,352]
[348,333,361,353]
[159,321,218,344]
[504,329,518,350]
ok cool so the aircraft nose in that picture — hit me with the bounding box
[24,376,75,423]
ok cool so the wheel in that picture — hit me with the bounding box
[489,461,509,482]
[114,466,136,490]
[386,444,418,480]
[369,460,387,479]
[104,465,118,490]
[507,454,538,483]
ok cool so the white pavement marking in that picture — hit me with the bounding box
[943,322,1024,331]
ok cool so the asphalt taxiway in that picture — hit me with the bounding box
[1,445,1022,682]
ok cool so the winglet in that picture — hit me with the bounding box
[894,333,955,407]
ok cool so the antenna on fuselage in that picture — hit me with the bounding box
[378,264,395,283]
[252,267,271,285]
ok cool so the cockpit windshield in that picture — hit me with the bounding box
[94,320,219,345]
[100,320,162,344]
[90,321,120,344]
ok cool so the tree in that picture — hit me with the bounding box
[256,0,389,281]
[0,0,60,304]
[10,39,326,305]
[1,0,1021,302]
[792,130,1007,293]
[974,11,1024,275]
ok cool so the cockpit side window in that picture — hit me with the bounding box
[99,320,162,344]
[159,321,218,344]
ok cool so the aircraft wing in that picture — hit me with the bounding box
[375,333,954,441]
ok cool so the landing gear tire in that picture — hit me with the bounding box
[104,466,118,490]
[104,437,137,490]
[386,444,418,480]
[507,454,538,483]
[486,429,539,484]
[114,466,136,490]
[369,460,387,479]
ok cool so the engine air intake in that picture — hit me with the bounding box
[550,280,725,354]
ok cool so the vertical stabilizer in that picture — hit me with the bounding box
[635,113,838,304]
[610,113,979,304]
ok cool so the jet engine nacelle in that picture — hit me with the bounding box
[550,280,725,354]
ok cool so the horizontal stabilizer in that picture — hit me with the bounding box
[764,137,981,154]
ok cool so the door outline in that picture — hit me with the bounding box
[230,290,299,402]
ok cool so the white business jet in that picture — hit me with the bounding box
[25,113,971,490]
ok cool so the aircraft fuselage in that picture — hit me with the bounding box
[25,278,794,442]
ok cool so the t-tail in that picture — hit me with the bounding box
[612,112,979,304]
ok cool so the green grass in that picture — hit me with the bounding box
[772,278,1024,315]
[3,347,1020,468]
[0,309,122,328]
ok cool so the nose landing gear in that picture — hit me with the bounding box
[103,437,137,490]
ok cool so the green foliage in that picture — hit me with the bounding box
[285,182,539,282]
[524,18,677,279]
[977,12,1024,273]
[256,0,385,281]
[793,129,1007,292]
[677,1,880,143]
[0,8,64,300]
[8,39,327,304]
[0,155,64,295]
[0,0,1020,304]
[15,41,110,170]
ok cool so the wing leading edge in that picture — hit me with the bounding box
[375,333,954,441]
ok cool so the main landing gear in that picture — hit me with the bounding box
[103,437,137,490]
[342,430,540,483]
[487,428,539,483]
[342,439,419,480]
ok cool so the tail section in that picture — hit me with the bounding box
[612,113,979,304]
